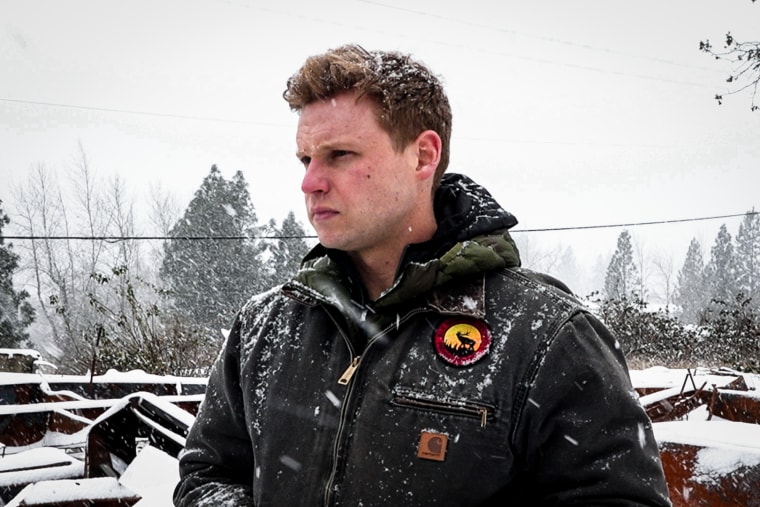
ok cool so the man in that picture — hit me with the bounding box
[174,44,671,506]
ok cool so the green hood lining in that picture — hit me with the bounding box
[289,228,520,311]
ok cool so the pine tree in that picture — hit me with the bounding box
[0,199,35,347]
[590,254,608,297]
[160,166,265,337]
[554,246,583,295]
[735,209,760,308]
[704,224,737,306]
[675,238,707,324]
[604,230,640,300]
[268,211,312,285]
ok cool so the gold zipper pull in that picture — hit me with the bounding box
[338,356,361,385]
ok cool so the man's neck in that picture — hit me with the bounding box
[348,249,402,301]
[349,218,438,301]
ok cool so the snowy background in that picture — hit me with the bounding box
[1,0,759,283]
[2,3,760,501]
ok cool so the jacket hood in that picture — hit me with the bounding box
[288,173,521,308]
[429,172,519,254]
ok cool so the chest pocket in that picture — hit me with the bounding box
[391,386,495,428]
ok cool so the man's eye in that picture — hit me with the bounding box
[332,150,350,159]
[300,156,311,167]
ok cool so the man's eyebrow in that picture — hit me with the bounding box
[296,141,347,159]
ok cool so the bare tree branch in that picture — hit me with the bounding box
[700,28,760,111]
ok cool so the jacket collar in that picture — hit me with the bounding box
[427,274,486,319]
[285,173,520,312]
[282,257,488,321]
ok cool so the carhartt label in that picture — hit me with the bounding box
[417,431,448,461]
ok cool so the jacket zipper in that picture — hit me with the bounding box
[392,394,494,428]
[322,309,366,506]
[323,308,426,506]
[338,356,360,385]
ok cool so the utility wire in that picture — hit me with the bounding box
[514,211,758,233]
[357,0,717,73]
[4,212,756,242]
[1,96,690,149]
[1,0,716,126]
[0,98,287,127]
[2,235,317,242]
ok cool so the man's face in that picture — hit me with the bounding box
[296,91,425,261]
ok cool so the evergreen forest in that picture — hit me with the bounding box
[1,161,758,374]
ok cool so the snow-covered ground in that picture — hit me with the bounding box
[0,365,758,505]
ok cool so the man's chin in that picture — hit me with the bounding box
[316,236,342,250]
[318,237,358,254]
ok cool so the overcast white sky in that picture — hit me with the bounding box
[1,0,759,286]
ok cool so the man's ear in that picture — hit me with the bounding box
[415,130,442,180]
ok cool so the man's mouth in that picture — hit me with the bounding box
[310,207,338,222]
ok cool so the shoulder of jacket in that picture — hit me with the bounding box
[488,267,596,349]
[514,267,572,292]
[496,267,580,307]
[231,285,304,354]
[238,284,295,321]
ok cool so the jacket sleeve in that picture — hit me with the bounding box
[173,316,255,507]
[507,311,672,506]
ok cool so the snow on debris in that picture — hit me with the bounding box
[0,447,83,487]
[630,366,756,391]
[5,477,138,506]
[119,445,179,506]
[654,420,760,452]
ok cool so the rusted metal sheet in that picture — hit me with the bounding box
[644,387,711,422]
[639,371,760,425]
[639,369,760,506]
[708,390,760,424]
[659,440,760,507]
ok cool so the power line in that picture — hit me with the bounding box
[513,212,758,233]
[4,212,756,242]
[357,0,716,74]
[226,0,716,79]
[0,98,287,127]
[2,234,317,242]
[1,96,694,150]
[1,2,714,129]
[355,0,718,88]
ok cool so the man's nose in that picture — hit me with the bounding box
[301,161,329,194]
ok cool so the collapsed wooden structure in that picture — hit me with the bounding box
[0,350,204,505]
[635,367,760,507]
[0,350,758,505]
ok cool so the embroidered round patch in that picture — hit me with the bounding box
[433,318,491,367]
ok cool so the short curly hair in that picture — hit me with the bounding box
[283,44,452,187]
